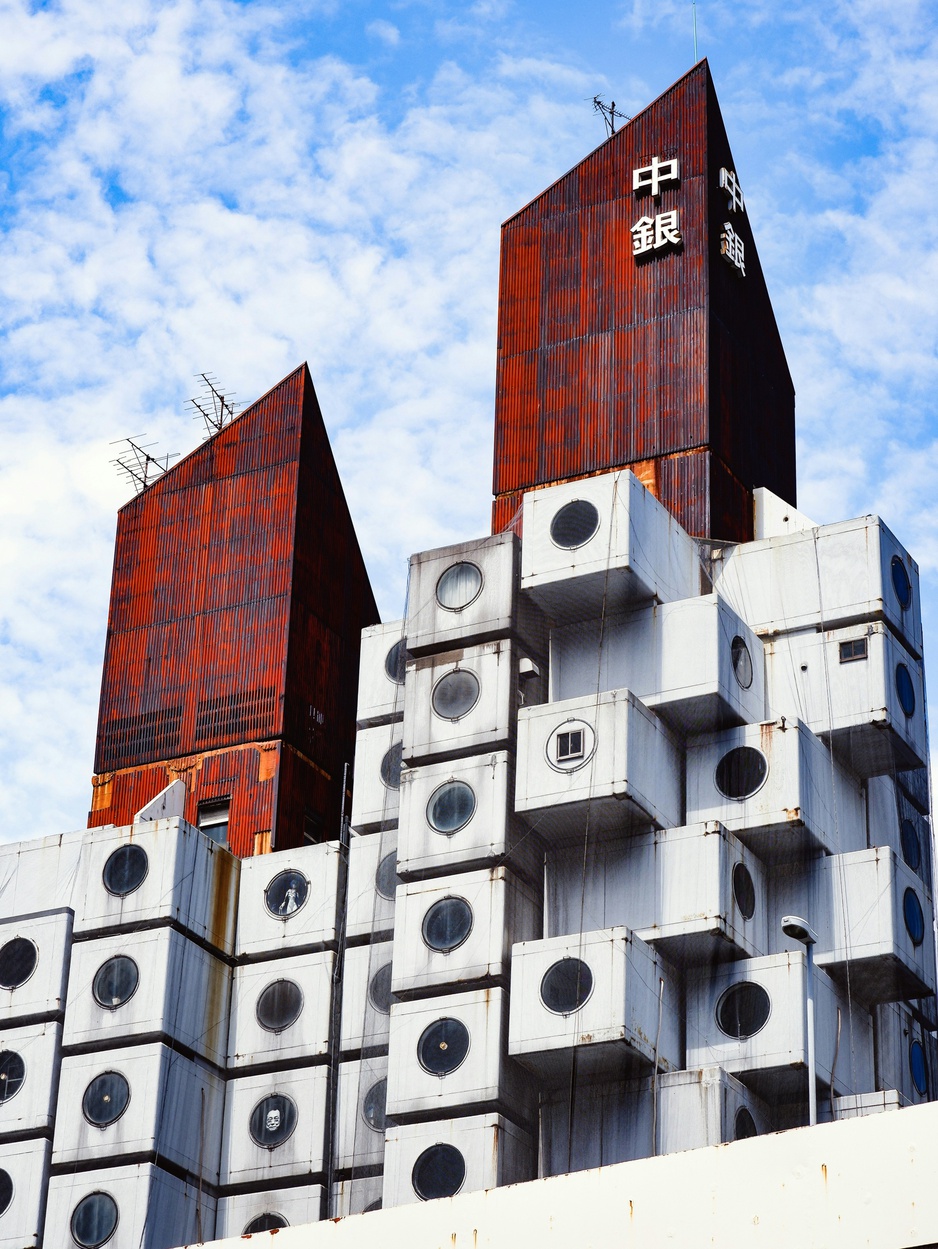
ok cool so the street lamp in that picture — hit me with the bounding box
[781,914,818,1127]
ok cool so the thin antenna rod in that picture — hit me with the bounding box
[110,436,179,494]
[188,373,241,438]
[591,95,631,138]
[693,1,698,61]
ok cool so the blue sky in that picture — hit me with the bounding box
[1,0,937,841]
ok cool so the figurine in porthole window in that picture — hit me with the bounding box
[279,879,301,915]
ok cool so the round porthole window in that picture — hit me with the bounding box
[910,1039,929,1096]
[0,1168,12,1217]
[546,720,596,773]
[422,897,473,953]
[92,956,139,1010]
[734,1106,758,1140]
[896,664,916,718]
[70,1192,119,1248]
[264,871,309,919]
[375,852,399,901]
[550,500,601,550]
[417,1018,471,1075]
[364,1199,383,1213]
[384,639,408,685]
[361,1078,387,1132]
[412,1143,466,1201]
[892,556,913,610]
[426,781,476,835]
[436,562,484,611]
[540,958,593,1015]
[244,1213,289,1233]
[256,979,304,1033]
[368,963,393,1014]
[249,1094,297,1149]
[82,1072,130,1128]
[731,636,753,690]
[716,982,771,1039]
[715,747,768,800]
[431,669,481,721]
[732,863,756,920]
[102,844,149,897]
[380,741,404,790]
[0,1051,25,1104]
[900,818,922,873]
[0,937,38,990]
[903,888,925,946]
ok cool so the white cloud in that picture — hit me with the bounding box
[367,18,400,47]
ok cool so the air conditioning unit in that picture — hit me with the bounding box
[220,1066,329,1187]
[346,831,397,942]
[713,514,923,659]
[765,622,927,776]
[873,1000,936,1105]
[235,842,341,960]
[332,1175,384,1216]
[335,1055,389,1170]
[406,531,546,658]
[833,1090,906,1119]
[351,722,405,832]
[520,470,700,622]
[73,819,239,955]
[0,909,72,1025]
[685,718,866,861]
[549,595,765,733]
[62,928,230,1068]
[43,1162,212,1249]
[396,751,541,883]
[340,941,394,1055]
[0,1021,60,1139]
[0,828,82,919]
[508,927,681,1080]
[403,640,544,766]
[52,1043,225,1183]
[391,866,541,1000]
[386,987,534,1125]
[227,950,333,1070]
[0,1136,50,1249]
[356,620,408,729]
[515,689,683,838]
[216,1185,324,1237]
[685,952,873,1098]
[382,1113,534,1208]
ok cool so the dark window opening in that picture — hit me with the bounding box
[557,730,584,762]
[839,637,868,663]
[197,798,230,847]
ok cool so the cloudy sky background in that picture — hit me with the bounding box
[1,0,937,842]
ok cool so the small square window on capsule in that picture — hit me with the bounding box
[557,730,584,761]
[839,638,868,663]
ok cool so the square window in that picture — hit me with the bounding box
[839,638,868,663]
[556,730,584,762]
[197,798,230,846]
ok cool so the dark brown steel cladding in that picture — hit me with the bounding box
[492,60,796,543]
[89,364,379,855]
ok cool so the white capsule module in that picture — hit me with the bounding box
[685,718,865,860]
[43,1162,213,1249]
[658,1066,773,1149]
[332,1175,384,1216]
[335,1054,389,1170]
[62,928,230,1067]
[0,1021,60,1139]
[520,470,701,622]
[340,941,394,1054]
[52,1043,225,1182]
[713,513,923,659]
[550,594,765,733]
[873,1000,935,1106]
[73,818,239,955]
[216,1185,324,1237]
[227,950,333,1070]
[396,751,541,882]
[220,1066,329,1187]
[685,952,873,1099]
[356,620,408,729]
[382,1113,535,1209]
[391,866,542,999]
[346,831,397,942]
[0,909,72,1026]
[0,828,83,919]
[386,986,533,1125]
[515,689,683,837]
[508,926,681,1080]
[350,721,405,832]
[0,1137,50,1249]
[544,823,767,963]
[235,841,340,960]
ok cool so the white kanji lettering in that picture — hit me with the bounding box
[631,215,656,255]
[633,155,680,197]
[720,221,746,275]
[632,211,682,258]
[655,210,682,247]
[719,167,745,213]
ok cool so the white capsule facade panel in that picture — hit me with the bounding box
[227,951,333,1070]
[0,1021,60,1138]
[0,1137,50,1249]
[220,1066,329,1186]
[336,1055,388,1170]
[538,1078,653,1173]
[392,867,542,998]
[62,928,230,1067]
[0,830,83,919]
[235,842,340,959]
[508,927,681,1079]
[0,909,72,1025]
[515,689,683,836]
[356,620,407,728]
[346,831,397,941]
[350,721,404,832]
[340,942,394,1054]
[520,470,700,621]
[52,1043,225,1182]
[658,1066,773,1150]
[873,1001,934,1105]
[833,1089,906,1118]
[216,1185,324,1237]
[332,1175,384,1216]
[382,1113,535,1209]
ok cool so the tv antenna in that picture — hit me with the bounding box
[188,373,240,437]
[110,436,180,494]
[592,95,630,137]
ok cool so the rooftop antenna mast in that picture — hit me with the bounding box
[110,436,180,495]
[693,1,699,61]
[592,95,630,138]
[188,373,240,437]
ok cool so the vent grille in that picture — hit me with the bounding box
[195,686,279,745]
[99,706,184,766]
